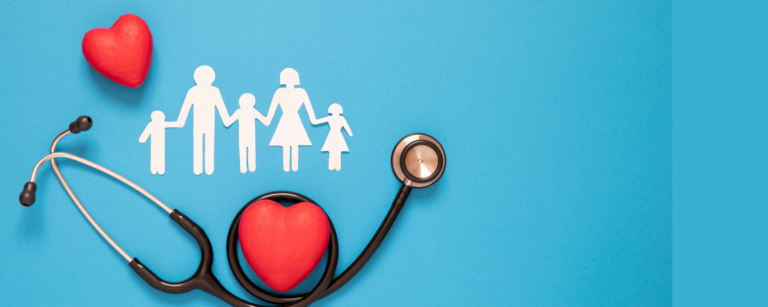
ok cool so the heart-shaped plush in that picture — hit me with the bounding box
[239,200,330,292]
[82,14,153,88]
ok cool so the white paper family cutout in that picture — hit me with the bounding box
[321,103,352,171]
[224,93,267,173]
[139,111,182,175]
[139,66,353,175]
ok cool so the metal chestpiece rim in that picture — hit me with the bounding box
[391,133,446,188]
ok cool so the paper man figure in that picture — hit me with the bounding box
[175,65,231,175]
[139,111,182,175]
[263,68,324,172]
[319,103,352,171]
[223,93,268,173]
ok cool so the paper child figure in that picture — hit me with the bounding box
[139,111,182,175]
[319,103,352,171]
[263,68,324,172]
[175,65,231,175]
[224,93,268,173]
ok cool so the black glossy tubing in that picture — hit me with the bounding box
[322,183,412,297]
[226,185,412,304]
[131,186,412,307]
[226,192,338,305]
[131,208,339,307]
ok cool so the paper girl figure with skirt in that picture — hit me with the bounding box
[319,103,352,171]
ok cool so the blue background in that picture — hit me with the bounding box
[0,1,672,306]
[673,0,767,306]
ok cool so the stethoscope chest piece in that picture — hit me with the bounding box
[391,133,446,188]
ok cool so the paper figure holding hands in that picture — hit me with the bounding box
[139,66,355,174]
[175,65,231,175]
[263,68,324,172]
[319,104,352,171]
[224,93,268,173]
[139,111,182,175]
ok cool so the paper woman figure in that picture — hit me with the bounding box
[224,93,268,173]
[320,103,352,171]
[139,111,182,175]
[263,68,324,172]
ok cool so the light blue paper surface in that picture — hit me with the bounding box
[0,1,671,306]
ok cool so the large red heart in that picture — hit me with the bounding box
[82,14,153,88]
[239,200,330,292]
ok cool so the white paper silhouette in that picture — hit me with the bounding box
[224,93,268,173]
[140,66,354,175]
[139,111,182,175]
[175,65,231,175]
[263,68,324,172]
[319,104,352,171]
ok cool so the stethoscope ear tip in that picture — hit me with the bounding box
[19,182,37,207]
[69,116,93,134]
[21,115,92,207]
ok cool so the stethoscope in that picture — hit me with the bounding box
[18,116,446,307]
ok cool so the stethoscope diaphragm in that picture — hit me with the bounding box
[391,133,446,188]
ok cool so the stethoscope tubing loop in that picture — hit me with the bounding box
[226,191,340,305]
[226,186,412,304]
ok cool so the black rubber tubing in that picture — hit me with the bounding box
[131,204,339,307]
[132,187,411,307]
[226,186,412,304]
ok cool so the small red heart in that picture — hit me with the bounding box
[82,14,153,88]
[239,200,330,292]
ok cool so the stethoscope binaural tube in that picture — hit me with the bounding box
[17,116,321,307]
[18,117,446,307]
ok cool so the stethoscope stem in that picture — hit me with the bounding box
[47,130,132,262]
[29,153,172,214]
[28,129,173,262]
